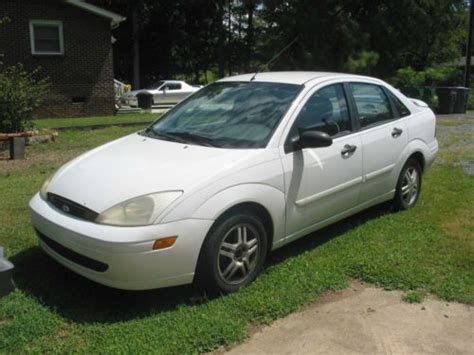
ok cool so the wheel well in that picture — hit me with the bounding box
[408,152,425,173]
[214,202,274,252]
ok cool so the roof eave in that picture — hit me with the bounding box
[65,0,126,28]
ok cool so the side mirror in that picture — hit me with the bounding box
[297,130,333,149]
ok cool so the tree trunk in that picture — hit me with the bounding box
[227,1,232,76]
[132,0,140,89]
[217,0,225,78]
[246,1,255,71]
[465,0,473,88]
[194,67,200,84]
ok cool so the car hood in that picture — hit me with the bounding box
[48,133,263,213]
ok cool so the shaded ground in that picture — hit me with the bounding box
[225,281,473,355]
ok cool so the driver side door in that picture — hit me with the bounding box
[280,83,363,238]
[154,83,183,105]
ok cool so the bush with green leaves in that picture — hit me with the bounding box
[0,65,49,133]
[388,66,467,108]
[389,66,464,89]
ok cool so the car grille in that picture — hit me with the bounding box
[47,193,99,221]
[36,229,109,272]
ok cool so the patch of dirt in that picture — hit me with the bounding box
[454,160,474,175]
[0,150,78,175]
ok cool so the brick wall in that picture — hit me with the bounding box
[0,0,116,117]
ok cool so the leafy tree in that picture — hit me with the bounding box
[344,50,380,75]
[90,0,470,84]
[353,0,468,75]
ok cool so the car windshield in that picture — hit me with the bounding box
[146,81,165,90]
[146,81,302,148]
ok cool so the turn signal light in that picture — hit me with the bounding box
[153,236,177,250]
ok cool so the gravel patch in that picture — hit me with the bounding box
[454,160,474,175]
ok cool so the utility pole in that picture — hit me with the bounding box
[465,0,473,88]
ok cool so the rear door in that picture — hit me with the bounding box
[348,82,408,203]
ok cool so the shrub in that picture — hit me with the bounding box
[389,66,464,89]
[388,66,466,108]
[389,67,425,88]
[0,65,49,133]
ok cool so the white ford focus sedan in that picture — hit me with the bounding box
[30,72,438,293]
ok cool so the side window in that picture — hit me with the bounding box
[350,83,393,128]
[387,91,411,117]
[291,84,351,138]
[167,83,182,91]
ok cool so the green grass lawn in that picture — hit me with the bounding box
[0,120,473,353]
[33,112,158,129]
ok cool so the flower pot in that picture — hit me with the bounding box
[9,136,25,160]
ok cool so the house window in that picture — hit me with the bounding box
[29,20,64,55]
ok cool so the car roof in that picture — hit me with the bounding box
[218,71,379,85]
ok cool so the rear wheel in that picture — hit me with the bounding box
[196,213,268,294]
[393,158,422,211]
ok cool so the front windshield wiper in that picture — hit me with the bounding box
[142,127,187,144]
[166,131,222,147]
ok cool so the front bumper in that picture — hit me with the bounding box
[29,193,213,290]
[0,247,14,298]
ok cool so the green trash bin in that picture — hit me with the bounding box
[436,87,457,114]
[137,92,154,110]
[452,87,470,114]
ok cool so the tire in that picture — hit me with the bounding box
[393,158,422,211]
[196,212,268,294]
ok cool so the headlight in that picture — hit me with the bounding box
[39,175,53,200]
[95,191,182,226]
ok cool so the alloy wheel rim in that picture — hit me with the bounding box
[217,223,260,285]
[401,167,419,206]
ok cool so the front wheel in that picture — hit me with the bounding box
[393,158,422,211]
[196,213,268,294]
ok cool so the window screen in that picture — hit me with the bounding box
[30,21,63,55]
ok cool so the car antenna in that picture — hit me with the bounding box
[250,35,300,81]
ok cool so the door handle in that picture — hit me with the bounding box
[392,127,403,138]
[341,144,357,157]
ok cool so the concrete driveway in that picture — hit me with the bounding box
[224,281,473,354]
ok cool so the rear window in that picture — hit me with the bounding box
[387,91,411,117]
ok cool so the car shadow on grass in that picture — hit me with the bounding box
[9,203,391,324]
